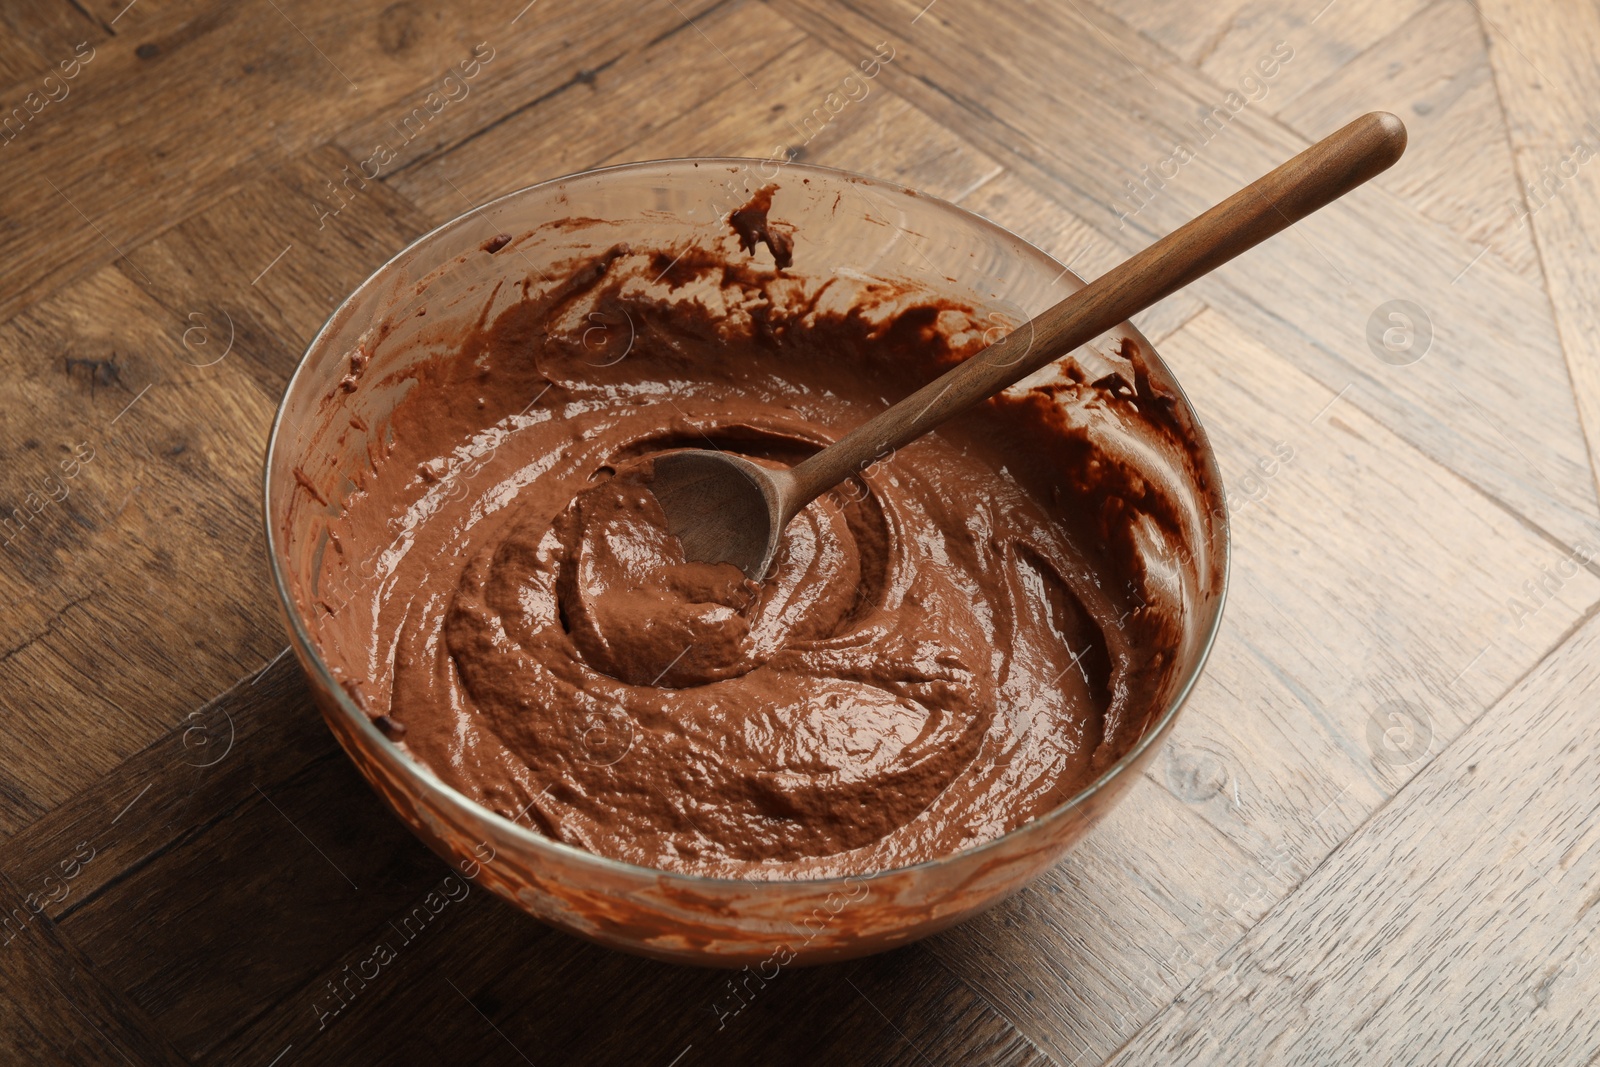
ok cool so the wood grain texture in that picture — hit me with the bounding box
[1478,0,1600,517]
[384,0,811,217]
[609,32,1003,200]
[1090,0,1428,84]
[960,173,1207,347]
[1278,0,1542,281]
[0,3,104,87]
[1191,0,1431,107]
[0,0,1596,1062]
[1106,606,1600,1065]
[0,267,284,832]
[0,872,190,1067]
[0,0,721,321]
[120,144,435,396]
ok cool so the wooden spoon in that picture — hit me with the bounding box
[651,111,1407,580]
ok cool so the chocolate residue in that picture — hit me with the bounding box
[481,233,513,254]
[292,466,327,507]
[728,185,794,270]
[307,241,1203,880]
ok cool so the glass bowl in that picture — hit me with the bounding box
[263,158,1229,966]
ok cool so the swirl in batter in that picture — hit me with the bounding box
[320,242,1184,879]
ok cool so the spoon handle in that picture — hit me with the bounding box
[782,111,1407,512]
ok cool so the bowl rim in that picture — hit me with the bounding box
[262,155,1232,890]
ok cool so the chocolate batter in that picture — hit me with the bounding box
[311,226,1190,880]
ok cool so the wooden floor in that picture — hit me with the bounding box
[2,0,1598,1063]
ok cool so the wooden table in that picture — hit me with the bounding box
[3,0,1598,1062]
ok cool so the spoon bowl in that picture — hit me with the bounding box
[650,449,790,580]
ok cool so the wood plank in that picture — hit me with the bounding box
[0,4,103,88]
[71,0,200,33]
[214,875,565,1066]
[49,661,457,1060]
[331,0,722,189]
[959,173,1206,348]
[383,0,809,219]
[1479,0,1600,519]
[1278,0,1540,282]
[608,36,1002,201]
[0,266,285,834]
[1149,306,1600,828]
[0,869,189,1066]
[0,138,442,836]
[1086,0,1430,109]
[815,88,1003,204]
[771,0,1600,557]
[1078,0,1256,67]
[1108,603,1600,1064]
[915,304,1600,1062]
[924,783,1277,1063]
[3,657,320,922]
[392,4,1000,228]
[121,143,434,397]
[217,888,1049,1067]
[0,0,719,320]
[1191,0,1432,108]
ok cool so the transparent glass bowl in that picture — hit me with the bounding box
[263,159,1229,966]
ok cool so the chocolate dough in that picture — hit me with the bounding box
[314,236,1186,879]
